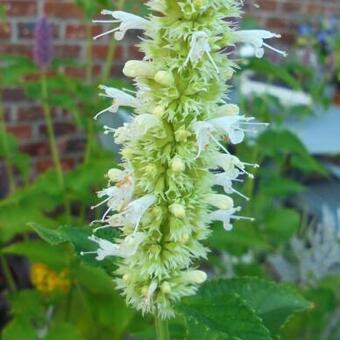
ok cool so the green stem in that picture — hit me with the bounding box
[85,23,93,85]
[155,316,170,340]
[0,93,16,193]
[0,254,16,292]
[100,0,126,82]
[41,72,64,187]
[41,72,71,220]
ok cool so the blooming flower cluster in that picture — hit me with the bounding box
[86,0,284,318]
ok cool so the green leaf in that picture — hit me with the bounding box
[30,223,66,245]
[46,323,83,340]
[263,208,300,244]
[246,59,301,90]
[2,240,70,269]
[179,289,272,340]
[261,177,305,197]
[193,278,311,335]
[2,316,37,340]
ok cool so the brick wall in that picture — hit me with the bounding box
[0,0,339,189]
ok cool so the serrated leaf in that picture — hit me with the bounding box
[30,223,66,245]
[197,278,311,334]
[178,287,272,340]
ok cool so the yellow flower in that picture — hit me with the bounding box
[31,263,70,295]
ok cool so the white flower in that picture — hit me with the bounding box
[123,60,156,79]
[194,115,266,157]
[206,194,234,210]
[184,31,218,72]
[144,281,158,309]
[113,114,160,144]
[94,86,139,120]
[232,30,287,58]
[92,172,134,220]
[108,194,157,229]
[209,207,254,231]
[212,153,258,179]
[82,232,145,261]
[93,10,149,41]
[181,270,207,284]
[193,115,267,158]
[213,172,248,200]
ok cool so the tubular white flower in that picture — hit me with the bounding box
[194,115,265,155]
[108,194,156,229]
[114,114,160,144]
[181,270,208,284]
[96,185,133,215]
[212,153,258,179]
[185,31,218,72]
[206,194,234,210]
[123,60,156,79]
[93,10,150,40]
[95,86,139,119]
[83,232,145,260]
[216,103,240,117]
[232,29,287,58]
[213,172,249,200]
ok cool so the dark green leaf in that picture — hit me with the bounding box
[179,289,272,340]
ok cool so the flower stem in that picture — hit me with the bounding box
[41,72,71,220]
[0,254,17,292]
[41,72,64,186]
[0,93,17,194]
[155,316,170,340]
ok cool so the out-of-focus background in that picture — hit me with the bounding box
[0,1,339,339]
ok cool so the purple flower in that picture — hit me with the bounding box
[34,17,53,69]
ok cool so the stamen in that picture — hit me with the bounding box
[231,215,255,221]
[232,188,249,201]
[94,225,112,232]
[262,42,287,57]
[91,196,111,210]
[210,134,231,154]
[92,20,119,23]
[93,28,119,40]
[206,51,220,74]
[101,206,112,221]
[94,105,113,120]
[80,251,97,256]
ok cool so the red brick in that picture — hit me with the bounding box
[18,22,59,40]
[306,4,327,15]
[128,45,143,60]
[44,3,83,19]
[7,125,32,139]
[20,142,51,157]
[265,18,289,31]
[54,45,82,58]
[259,0,277,11]
[5,1,37,16]
[65,24,102,39]
[0,23,10,39]
[2,88,26,102]
[282,2,302,13]
[64,64,102,78]
[35,157,77,173]
[0,44,33,58]
[39,122,76,137]
[17,105,44,121]
[92,45,124,60]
